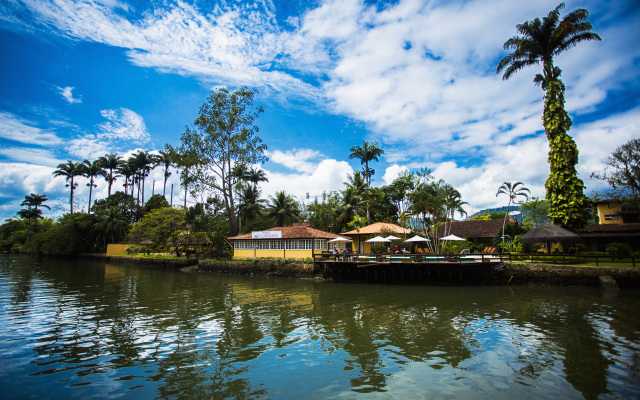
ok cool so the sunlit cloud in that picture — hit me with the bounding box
[56,86,82,104]
[0,111,63,146]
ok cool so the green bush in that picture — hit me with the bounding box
[125,246,139,255]
[605,243,632,259]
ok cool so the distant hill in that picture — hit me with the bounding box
[466,206,524,224]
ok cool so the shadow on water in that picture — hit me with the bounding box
[1,254,640,399]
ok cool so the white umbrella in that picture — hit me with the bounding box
[439,234,466,241]
[328,237,352,242]
[404,235,430,242]
[385,235,401,241]
[365,236,392,243]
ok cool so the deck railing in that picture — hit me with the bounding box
[314,252,638,267]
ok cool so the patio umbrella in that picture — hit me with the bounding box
[365,236,392,243]
[404,235,430,242]
[439,234,466,241]
[328,237,353,242]
[385,235,402,241]
[519,222,581,253]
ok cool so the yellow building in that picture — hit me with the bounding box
[342,222,411,254]
[229,223,341,259]
[594,200,625,224]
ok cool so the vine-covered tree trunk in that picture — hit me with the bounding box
[542,79,591,231]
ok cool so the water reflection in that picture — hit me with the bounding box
[1,254,640,399]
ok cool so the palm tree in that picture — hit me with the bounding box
[156,150,174,197]
[18,193,50,223]
[81,159,105,214]
[237,183,266,223]
[98,153,122,197]
[117,161,135,197]
[349,140,384,186]
[496,3,601,86]
[496,182,530,242]
[267,191,299,227]
[497,3,600,231]
[243,167,268,186]
[53,160,83,213]
[95,205,129,245]
[130,150,156,205]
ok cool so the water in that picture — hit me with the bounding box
[1,255,639,399]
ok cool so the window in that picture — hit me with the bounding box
[299,239,313,250]
[315,239,327,250]
[286,240,298,250]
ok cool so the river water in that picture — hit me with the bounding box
[1,255,639,399]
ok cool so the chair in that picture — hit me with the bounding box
[460,249,471,255]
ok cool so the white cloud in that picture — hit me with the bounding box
[382,164,409,185]
[0,111,63,146]
[57,86,82,104]
[262,158,353,201]
[98,108,150,143]
[267,149,323,173]
[0,146,61,167]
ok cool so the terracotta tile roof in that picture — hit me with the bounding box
[435,219,516,239]
[342,222,411,235]
[228,225,340,240]
[579,223,640,238]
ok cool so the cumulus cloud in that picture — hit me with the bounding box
[0,111,63,146]
[57,86,82,104]
[261,158,353,201]
[98,108,150,143]
[268,149,323,173]
[382,164,410,185]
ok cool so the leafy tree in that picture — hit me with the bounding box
[470,210,507,221]
[94,206,129,245]
[307,191,340,233]
[349,140,384,186]
[520,197,550,228]
[91,191,141,224]
[591,138,640,198]
[497,3,600,231]
[178,87,267,235]
[0,218,28,252]
[81,159,105,214]
[40,213,99,255]
[267,191,300,227]
[126,207,186,249]
[98,153,122,196]
[143,194,169,214]
[53,160,84,213]
[368,186,397,223]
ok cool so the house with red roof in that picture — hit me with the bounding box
[228,223,341,259]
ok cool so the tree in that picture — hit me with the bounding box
[98,153,122,197]
[53,160,83,214]
[496,182,530,242]
[349,140,384,186]
[178,87,267,235]
[156,150,175,197]
[520,197,550,228]
[19,193,50,223]
[91,191,141,224]
[591,138,640,197]
[81,159,105,214]
[126,207,186,249]
[267,191,299,227]
[94,206,129,244]
[130,150,157,205]
[497,3,600,231]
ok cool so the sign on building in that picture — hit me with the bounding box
[251,231,282,239]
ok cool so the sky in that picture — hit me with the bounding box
[0,0,639,223]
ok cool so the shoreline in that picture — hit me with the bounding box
[6,252,640,288]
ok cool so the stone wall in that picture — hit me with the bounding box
[197,259,314,278]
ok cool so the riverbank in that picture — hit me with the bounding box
[80,253,640,287]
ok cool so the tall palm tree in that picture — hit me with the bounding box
[81,159,105,214]
[349,140,384,186]
[95,205,129,245]
[53,160,83,213]
[497,3,600,231]
[98,153,122,197]
[496,182,530,242]
[267,191,299,227]
[496,3,601,86]
[156,150,174,197]
[117,161,134,197]
[243,167,268,186]
[130,150,157,205]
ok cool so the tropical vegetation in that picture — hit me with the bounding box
[497,2,600,232]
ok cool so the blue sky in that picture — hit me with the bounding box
[0,0,638,222]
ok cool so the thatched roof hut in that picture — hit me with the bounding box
[519,222,581,253]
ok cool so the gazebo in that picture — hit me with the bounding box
[519,222,581,253]
[176,233,213,258]
[342,222,411,254]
